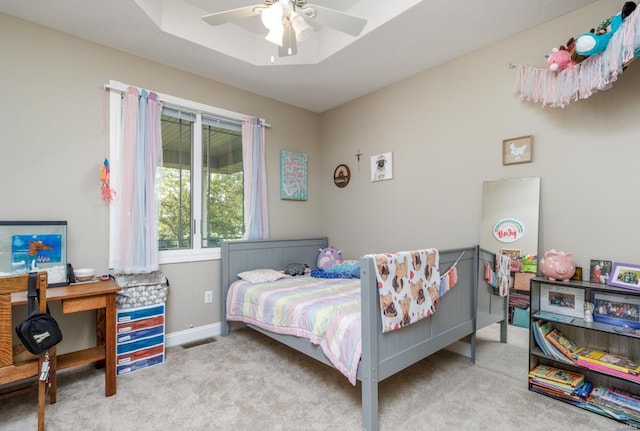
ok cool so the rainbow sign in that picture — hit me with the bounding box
[493,219,525,243]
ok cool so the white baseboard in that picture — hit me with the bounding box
[165,322,221,348]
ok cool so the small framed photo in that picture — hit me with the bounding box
[502,135,533,165]
[571,266,583,281]
[608,262,640,291]
[593,291,640,329]
[370,152,393,182]
[590,259,612,284]
[540,284,585,319]
[500,248,521,261]
[501,248,521,272]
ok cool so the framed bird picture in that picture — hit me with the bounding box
[502,135,533,165]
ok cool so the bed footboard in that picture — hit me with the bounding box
[358,246,480,431]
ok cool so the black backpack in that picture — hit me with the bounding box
[15,273,63,355]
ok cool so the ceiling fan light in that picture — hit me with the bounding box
[291,14,312,42]
[265,27,284,46]
[260,2,283,30]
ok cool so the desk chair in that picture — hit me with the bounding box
[0,272,57,431]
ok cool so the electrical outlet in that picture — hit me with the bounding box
[204,290,213,304]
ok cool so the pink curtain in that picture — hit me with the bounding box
[112,87,163,274]
[242,118,269,240]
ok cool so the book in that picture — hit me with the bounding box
[576,359,640,384]
[532,321,573,364]
[529,376,592,399]
[610,387,640,408]
[532,320,552,356]
[589,386,640,421]
[573,347,640,375]
[545,328,580,362]
[528,364,584,387]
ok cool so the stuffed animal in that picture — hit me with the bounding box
[546,46,576,72]
[317,246,341,270]
[575,2,637,56]
[284,263,308,276]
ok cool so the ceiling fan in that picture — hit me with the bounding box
[201,0,367,57]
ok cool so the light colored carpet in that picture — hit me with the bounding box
[0,323,620,430]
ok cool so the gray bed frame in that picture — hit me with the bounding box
[220,238,507,431]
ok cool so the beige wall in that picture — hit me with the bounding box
[0,13,322,351]
[320,0,639,271]
[2,0,639,350]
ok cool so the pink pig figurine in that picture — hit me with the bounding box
[539,250,576,282]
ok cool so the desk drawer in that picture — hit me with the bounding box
[63,295,106,313]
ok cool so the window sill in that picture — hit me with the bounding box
[159,248,221,265]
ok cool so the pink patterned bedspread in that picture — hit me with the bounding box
[226,276,362,385]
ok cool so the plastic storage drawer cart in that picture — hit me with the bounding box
[116,303,165,375]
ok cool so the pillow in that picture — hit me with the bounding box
[237,269,287,284]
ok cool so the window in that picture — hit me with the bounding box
[107,81,252,265]
[158,110,244,262]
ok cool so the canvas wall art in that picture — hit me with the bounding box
[280,150,308,201]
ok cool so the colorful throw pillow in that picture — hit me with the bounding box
[237,269,288,284]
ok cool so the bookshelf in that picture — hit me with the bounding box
[529,277,640,424]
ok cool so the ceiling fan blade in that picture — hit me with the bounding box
[306,4,367,37]
[201,6,262,26]
[278,25,298,57]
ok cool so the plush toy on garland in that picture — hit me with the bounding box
[574,1,637,56]
[546,46,577,71]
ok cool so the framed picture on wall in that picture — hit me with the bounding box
[370,152,393,182]
[502,135,533,165]
[280,150,308,201]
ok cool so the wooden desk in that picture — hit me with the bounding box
[12,279,121,397]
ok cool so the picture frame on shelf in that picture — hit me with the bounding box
[540,284,585,319]
[502,135,533,165]
[593,291,640,330]
[571,266,583,281]
[590,259,612,284]
[608,262,640,291]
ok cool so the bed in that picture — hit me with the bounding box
[220,238,507,431]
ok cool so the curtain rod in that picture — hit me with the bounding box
[104,81,271,128]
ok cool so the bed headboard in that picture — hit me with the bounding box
[220,237,328,334]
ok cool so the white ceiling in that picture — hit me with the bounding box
[0,0,599,113]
